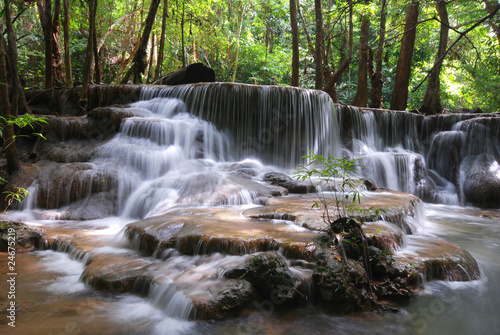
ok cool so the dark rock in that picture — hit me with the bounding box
[313,254,374,314]
[43,141,95,163]
[28,85,142,116]
[195,279,254,319]
[363,178,377,191]
[233,252,300,304]
[451,107,483,114]
[0,220,44,252]
[452,108,471,114]
[153,63,216,85]
[462,154,500,208]
[263,172,314,194]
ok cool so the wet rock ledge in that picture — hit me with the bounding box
[80,191,480,319]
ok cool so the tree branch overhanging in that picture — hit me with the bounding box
[413,4,500,93]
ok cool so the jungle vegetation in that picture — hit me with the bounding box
[1,0,499,114]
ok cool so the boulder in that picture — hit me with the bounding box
[0,220,43,252]
[462,154,500,208]
[194,279,254,319]
[226,252,300,304]
[363,178,377,191]
[153,63,216,85]
[263,172,314,193]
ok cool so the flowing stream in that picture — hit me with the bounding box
[2,83,499,334]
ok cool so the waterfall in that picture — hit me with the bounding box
[20,83,500,218]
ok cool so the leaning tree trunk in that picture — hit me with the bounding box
[369,0,387,108]
[290,0,300,87]
[155,0,168,80]
[390,1,419,111]
[4,0,30,115]
[0,35,20,173]
[121,0,160,84]
[352,0,371,107]
[420,0,449,115]
[314,0,324,90]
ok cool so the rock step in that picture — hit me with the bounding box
[125,207,318,259]
[393,235,481,284]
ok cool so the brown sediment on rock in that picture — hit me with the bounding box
[363,221,406,252]
[81,254,154,295]
[0,220,44,252]
[125,207,317,259]
[35,161,118,210]
[243,191,423,233]
[393,236,481,283]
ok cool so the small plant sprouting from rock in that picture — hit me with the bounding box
[294,151,383,230]
[295,151,382,304]
[0,178,31,213]
[295,151,365,224]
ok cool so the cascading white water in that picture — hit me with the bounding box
[7,84,500,335]
[88,96,240,218]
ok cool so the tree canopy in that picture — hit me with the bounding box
[2,0,500,113]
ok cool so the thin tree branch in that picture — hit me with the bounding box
[412,4,500,92]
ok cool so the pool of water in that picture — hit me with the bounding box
[1,204,498,335]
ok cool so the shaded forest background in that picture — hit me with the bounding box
[2,0,500,113]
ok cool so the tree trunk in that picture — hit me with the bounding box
[314,0,323,90]
[79,0,97,110]
[323,0,353,102]
[369,0,387,108]
[297,0,314,56]
[231,2,246,83]
[290,0,299,87]
[484,1,500,47]
[4,0,30,116]
[155,0,168,80]
[122,0,160,83]
[420,0,449,115]
[51,0,65,85]
[352,0,370,107]
[146,33,155,83]
[92,10,101,84]
[0,34,19,173]
[63,0,72,87]
[390,1,419,111]
[38,0,54,89]
[181,0,186,67]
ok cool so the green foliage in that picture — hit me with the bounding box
[295,151,365,222]
[0,114,48,140]
[3,187,31,204]
[0,114,46,211]
[295,151,385,238]
[5,0,500,111]
[0,178,30,212]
